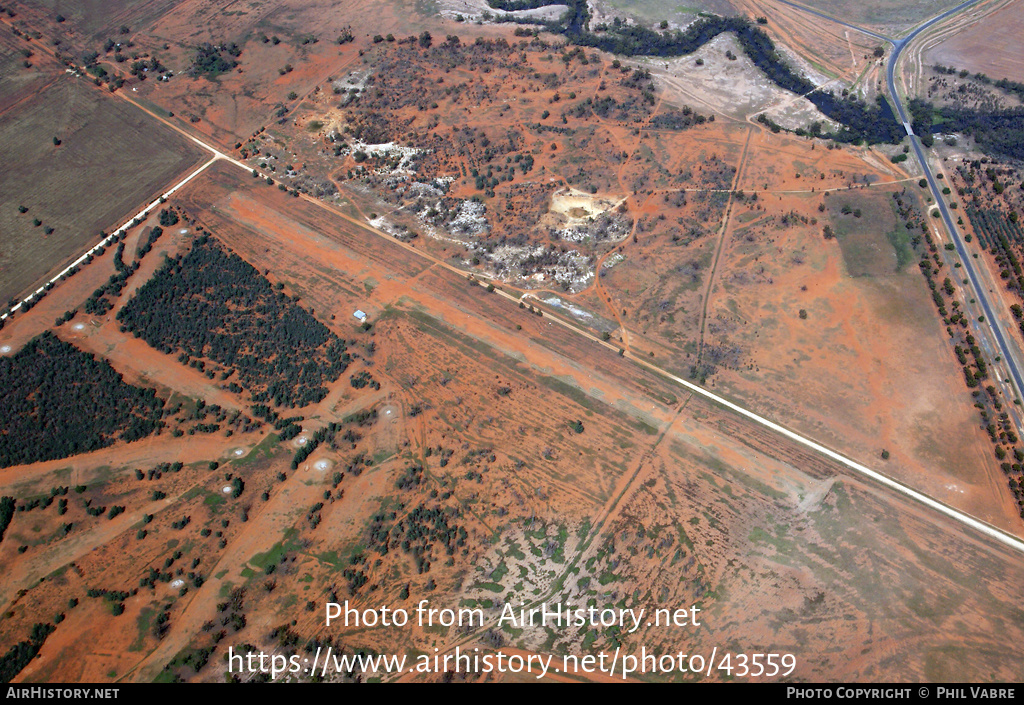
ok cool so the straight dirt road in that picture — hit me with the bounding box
[6,38,1024,568]
[131,99,1024,556]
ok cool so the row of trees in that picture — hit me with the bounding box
[911,96,1024,161]
[291,422,343,469]
[0,623,55,683]
[933,64,1024,104]
[490,2,903,143]
[937,108,1024,162]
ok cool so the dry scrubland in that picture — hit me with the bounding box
[0,0,1023,685]
[2,163,1024,682]
[239,35,1010,531]
[589,128,1016,527]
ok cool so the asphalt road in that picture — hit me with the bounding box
[772,0,890,41]
[776,2,1024,407]
[3,14,1024,555]
[883,0,1024,408]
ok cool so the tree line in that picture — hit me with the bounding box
[0,623,55,683]
[910,96,1024,161]
[490,3,903,143]
[0,496,14,543]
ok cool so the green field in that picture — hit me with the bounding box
[0,76,205,305]
[828,189,908,278]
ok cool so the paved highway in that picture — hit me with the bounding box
[780,0,1024,408]
[883,2,1024,411]
[773,0,891,41]
[3,17,1024,556]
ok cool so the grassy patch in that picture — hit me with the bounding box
[537,376,597,414]
[235,433,281,465]
[129,606,154,652]
[316,542,365,571]
[248,528,299,572]
[202,491,225,510]
[828,191,902,277]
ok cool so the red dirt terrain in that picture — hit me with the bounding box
[2,157,1020,682]
[1,1,1023,685]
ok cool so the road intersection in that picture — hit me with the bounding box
[3,5,1024,557]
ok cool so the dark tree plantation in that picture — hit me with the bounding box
[117,235,353,408]
[0,332,165,468]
